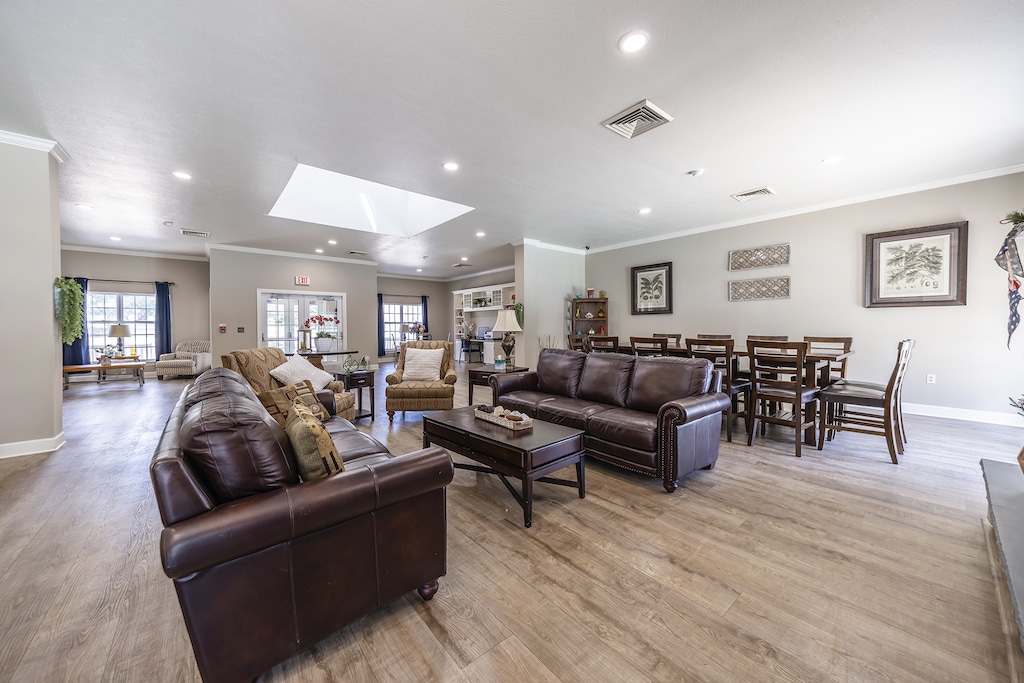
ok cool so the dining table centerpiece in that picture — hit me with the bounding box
[305,315,340,352]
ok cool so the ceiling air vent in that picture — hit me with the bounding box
[730,186,777,203]
[347,250,369,256]
[451,262,472,268]
[180,228,209,237]
[601,100,674,139]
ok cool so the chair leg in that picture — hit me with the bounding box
[725,401,733,442]
[388,410,395,422]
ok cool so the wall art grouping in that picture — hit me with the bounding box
[728,276,791,302]
[728,243,790,270]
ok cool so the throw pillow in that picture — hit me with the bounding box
[403,347,445,381]
[269,353,335,390]
[256,380,328,426]
[286,399,344,481]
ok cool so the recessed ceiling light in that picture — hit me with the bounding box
[638,207,652,215]
[172,171,192,180]
[416,268,423,272]
[617,30,649,53]
[110,236,121,241]
[461,256,468,261]
[476,231,485,237]
[821,155,844,165]
[163,220,174,227]
[315,248,324,254]
[75,203,93,210]
[327,239,337,245]
[443,162,459,171]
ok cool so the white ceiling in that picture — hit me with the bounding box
[3,1,1023,279]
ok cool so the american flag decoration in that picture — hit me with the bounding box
[996,211,1024,348]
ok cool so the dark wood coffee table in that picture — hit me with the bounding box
[422,407,585,528]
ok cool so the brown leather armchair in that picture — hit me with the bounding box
[220,346,356,420]
[151,368,454,682]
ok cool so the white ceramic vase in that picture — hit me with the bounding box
[314,337,333,353]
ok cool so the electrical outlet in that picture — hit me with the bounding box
[926,374,936,384]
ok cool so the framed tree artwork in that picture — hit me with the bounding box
[864,221,968,308]
[631,262,673,314]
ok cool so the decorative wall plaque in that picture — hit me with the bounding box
[728,276,791,302]
[728,243,790,270]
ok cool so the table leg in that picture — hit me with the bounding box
[576,458,586,498]
[469,380,475,405]
[522,477,533,528]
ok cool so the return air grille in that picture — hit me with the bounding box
[347,250,369,256]
[601,100,674,139]
[180,228,209,237]
[730,186,777,203]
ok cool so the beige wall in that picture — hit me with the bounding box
[521,241,585,365]
[209,248,379,365]
[585,172,1024,423]
[0,143,63,457]
[61,249,211,345]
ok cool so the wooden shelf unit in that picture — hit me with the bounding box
[570,297,609,336]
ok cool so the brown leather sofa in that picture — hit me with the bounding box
[150,367,454,683]
[491,349,730,492]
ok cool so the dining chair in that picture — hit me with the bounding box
[586,335,619,353]
[803,336,853,387]
[697,334,733,339]
[630,336,669,356]
[737,335,790,379]
[816,339,914,464]
[567,333,587,351]
[746,340,819,457]
[685,337,750,442]
[652,333,682,348]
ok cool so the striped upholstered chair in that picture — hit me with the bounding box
[155,340,212,379]
[220,347,356,421]
[385,340,457,421]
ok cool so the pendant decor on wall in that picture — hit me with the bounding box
[728,276,791,302]
[728,243,790,270]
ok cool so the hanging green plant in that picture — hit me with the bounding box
[54,277,84,345]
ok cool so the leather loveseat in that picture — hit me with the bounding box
[150,367,454,683]
[490,348,730,493]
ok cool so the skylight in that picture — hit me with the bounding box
[269,163,474,238]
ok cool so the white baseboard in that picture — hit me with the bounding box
[903,403,1021,427]
[0,431,66,459]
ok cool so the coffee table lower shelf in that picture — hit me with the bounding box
[422,407,585,528]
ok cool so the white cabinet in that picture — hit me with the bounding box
[483,340,499,365]
[452,282,515,348]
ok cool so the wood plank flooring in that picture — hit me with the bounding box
[0,363,1019,682]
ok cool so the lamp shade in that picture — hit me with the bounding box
[491,309,522,333]
[108,324,130,337]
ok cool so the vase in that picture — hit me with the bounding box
[314,337,333,353]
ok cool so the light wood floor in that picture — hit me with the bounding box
[1,364,1020,682]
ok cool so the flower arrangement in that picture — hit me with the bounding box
[304,315,340,338]
[98,344,116,359]
[408,322,426,334]
[1011,395,1024,418]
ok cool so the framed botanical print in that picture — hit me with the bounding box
[864,221,968,308]
[631,262,673,314]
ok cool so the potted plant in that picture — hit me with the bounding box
[54,277,84,345]
[304,315,340,352]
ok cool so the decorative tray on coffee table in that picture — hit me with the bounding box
[473,405,533,430]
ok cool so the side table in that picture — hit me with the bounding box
[340,371,374,420]
[467,364,529,405]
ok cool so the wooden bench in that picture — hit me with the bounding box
[63,361,146,389]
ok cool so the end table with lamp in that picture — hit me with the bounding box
[491,307,523,369]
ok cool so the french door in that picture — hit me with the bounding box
[258,290,346,355]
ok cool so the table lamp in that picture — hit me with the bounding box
[491,309,523,370]
[108,324,130,355]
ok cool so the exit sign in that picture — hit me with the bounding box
[295,276,310,286]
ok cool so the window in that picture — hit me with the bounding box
[382,303,424,352]
[259,291,345,355]
[86,292,157,360]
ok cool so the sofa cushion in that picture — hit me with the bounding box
[496,390,556,417]
[626,357,712,414]
[536,396,615,430]
[587,407,659,453]
[269,354,335,390]
[183,369,257,411]
[403,346,445,381]
[535,348,587,398]
[257,380,327,426]
[577,353,635,406]
[286,400,344,481]
[179,394,298,503]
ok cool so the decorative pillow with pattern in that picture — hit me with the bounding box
[285,399,344,481]
[268,353,335,390]
[256,380,327,426]
[403,347,445,381]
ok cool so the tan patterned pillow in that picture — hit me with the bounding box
[256,380,327,426]
[286,400,344,481]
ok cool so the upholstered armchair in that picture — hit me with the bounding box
[220,347,356,421]
[385,340,457,421]
[155,340,212,379]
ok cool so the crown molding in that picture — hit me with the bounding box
[208,243,379,267]
[61,244,209,262]
[444,264,515,283]
[521,238,587,255]
[0,130,70,163]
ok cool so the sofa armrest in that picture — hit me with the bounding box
[193,352,212,372]
[316,389,337,415]
[490,371,538,397]
[160,447,454,578]
[386,370,403,384]
[659,392,731,423]
[443,369,457,385]
[158,352,177,361]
